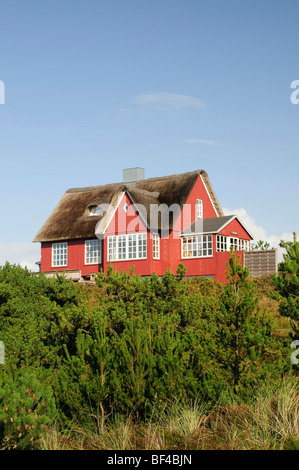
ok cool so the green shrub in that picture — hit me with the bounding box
[0,261,293,432]
[0,368,57,449]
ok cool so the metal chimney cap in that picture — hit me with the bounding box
[123,167,145,183]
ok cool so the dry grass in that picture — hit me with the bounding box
[40,376,298,451]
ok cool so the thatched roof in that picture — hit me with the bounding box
[33,170,224,243]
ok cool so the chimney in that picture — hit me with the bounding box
[123,167,145,183]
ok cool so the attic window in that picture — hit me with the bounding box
[89,205,103,216]
[196,199,203,219]
[124,203,129,213]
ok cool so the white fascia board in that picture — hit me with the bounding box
[125,189,149,230]
[217,214,254,240]
[232,216,254,240]
[95,191,125,237]
[199,173,219,217]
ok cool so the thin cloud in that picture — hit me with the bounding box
[184,139,222,146]
[133,92,205,109]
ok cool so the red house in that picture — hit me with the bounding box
[33,169,253,283]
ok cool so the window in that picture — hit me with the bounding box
[52,242,67,267]
[137,233,147,259]
[238,239,249,251]
[229,237,239,251]
[89,205,103,216]
[107,233,147,261]
[196,199,203,218]
[153,233,160,259]
[118,235,127,260]
[182,234,212,258]
[216,235,249,252]
[217,235,227,252]
[85,239,101,264]
[108,236,117,262]
[238,239,244,251]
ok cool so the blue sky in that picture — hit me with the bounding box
[0,0,298,268]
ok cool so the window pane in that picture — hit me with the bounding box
[86,239,101,264]
[182,235,212,258]
[52,243,67,266]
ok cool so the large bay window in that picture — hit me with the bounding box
[107,233,147,261]
[85,239,101,264]
[52,242,68,267]
[182,234,212,258]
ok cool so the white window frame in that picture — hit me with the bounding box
[85,239,102,265]
[152,232,160,260]
[196,199,203,218]
[107,233,147,261]
[216,235,227,252]
[52,242,68,267]
[229,237,239,251]
[181,234,213,259]
[118,234,127,260]
[218,236,249,252]
[108,236,117,262]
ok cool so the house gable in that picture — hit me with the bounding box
[218,216,252,240]
[102,191,148,237]
[174,173,221,235]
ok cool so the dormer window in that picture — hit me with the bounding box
[89,205,103,216]
[196,199,203,218]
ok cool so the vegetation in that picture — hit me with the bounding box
[251,240,274,251]
[273,232,299,341]
[0,245,297,450]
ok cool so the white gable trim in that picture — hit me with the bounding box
[95,191,125,237]
[199,173,219,217]
[95,190,149,237]
[125,190,149,230]
[218,215,254,239]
